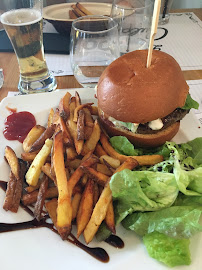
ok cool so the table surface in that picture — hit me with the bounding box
[0,8,202,102]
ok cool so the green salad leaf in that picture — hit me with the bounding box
[181,93,199,110]
[110,136,143,156]
[143,232,191,267]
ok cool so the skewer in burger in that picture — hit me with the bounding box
[97,50,198,148]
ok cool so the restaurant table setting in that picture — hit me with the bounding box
[0,1,202,270]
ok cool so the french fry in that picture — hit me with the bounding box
[41,163,57,185]
[82,166,109,186]
[73,103,94,122]
[94,143,107,157]
[105,200,116,234]
[29,125,55,153]
[34,175,49,221]
[58,91,71,120]
[72,192,82,220]
[68,118,84,155]
[22,186,58,205]
[71,4,86,16]
[68,155,99,196]
[66,146,78,161]
[47,108,54,127]
[4,146,20,180]
[100,155,120,169]
[100,133,164,165]
[68,159,81,169]
[76,2,93,15]
[96,163,113,176]
[52,108,60,125]
[69,9,78,19]
[53,131,72,239]
[25,178,43,193]
[23,125,45,152]
[93,182,100,206]
[59,116,73,146]
[75,91,81,107]
[26,139,53,186]
[21,151,39,162]
[83,107,94,127]
[83,157,138,244]
[89,105,98,116]
[81,119,101,155]
[84,126,93,140]
[45,198,58,229]
[77,179,94,238]
[77,110,85,140]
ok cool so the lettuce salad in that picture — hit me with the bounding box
[96,136,202,267]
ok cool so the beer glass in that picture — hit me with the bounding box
[111,0,153,55]
[0,0,57,94]
[70,15,120,88]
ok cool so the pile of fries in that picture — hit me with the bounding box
[3,91,163,244]
[69,2,93,19]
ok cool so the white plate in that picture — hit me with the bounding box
[0,89,202,270]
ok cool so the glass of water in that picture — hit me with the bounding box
[70,15,120,88]
[111,0,153,55]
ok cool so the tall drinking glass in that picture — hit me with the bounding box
[111,0,153,55]
[0,0,57,94]
[70,15,120,88]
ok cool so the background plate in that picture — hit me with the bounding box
[0,89,202,270]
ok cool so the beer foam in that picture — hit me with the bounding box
[1,8,42,26]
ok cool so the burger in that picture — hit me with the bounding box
[97,50,198,148]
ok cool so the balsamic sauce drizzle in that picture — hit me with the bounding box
[0,180,124,263]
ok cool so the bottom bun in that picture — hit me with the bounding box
[99,117,180,148]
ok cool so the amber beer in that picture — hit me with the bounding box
[1,9,49,81]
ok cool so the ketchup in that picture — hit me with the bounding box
[3,111,36,143]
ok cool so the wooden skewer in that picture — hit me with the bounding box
[146,0,161,68]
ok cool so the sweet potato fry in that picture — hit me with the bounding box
[26,139,53,186]
[29,125,55,153]
[77,179,94,238]
[5,146,20,180]
[81,166,109,186]
[100,133,164,165]
[23,125,45,152]
[81,119,101,155]
[72,192,82,220]
[105,200,116,234]
[34,175,49,221]
[53,131,72,239]
[83,157,138,244]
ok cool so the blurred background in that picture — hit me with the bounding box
[44,0,202,9]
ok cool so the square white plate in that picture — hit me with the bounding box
[0,89,202,270]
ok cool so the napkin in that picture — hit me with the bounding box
[0,30,70,54]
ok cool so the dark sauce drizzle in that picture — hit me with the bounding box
[0,181,124,263]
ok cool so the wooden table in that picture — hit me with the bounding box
[0,8,202,101]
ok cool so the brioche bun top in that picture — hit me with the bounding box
[97,50,189,123]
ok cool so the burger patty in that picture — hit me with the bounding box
[101,108,189,135]
[137,108,189,134]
